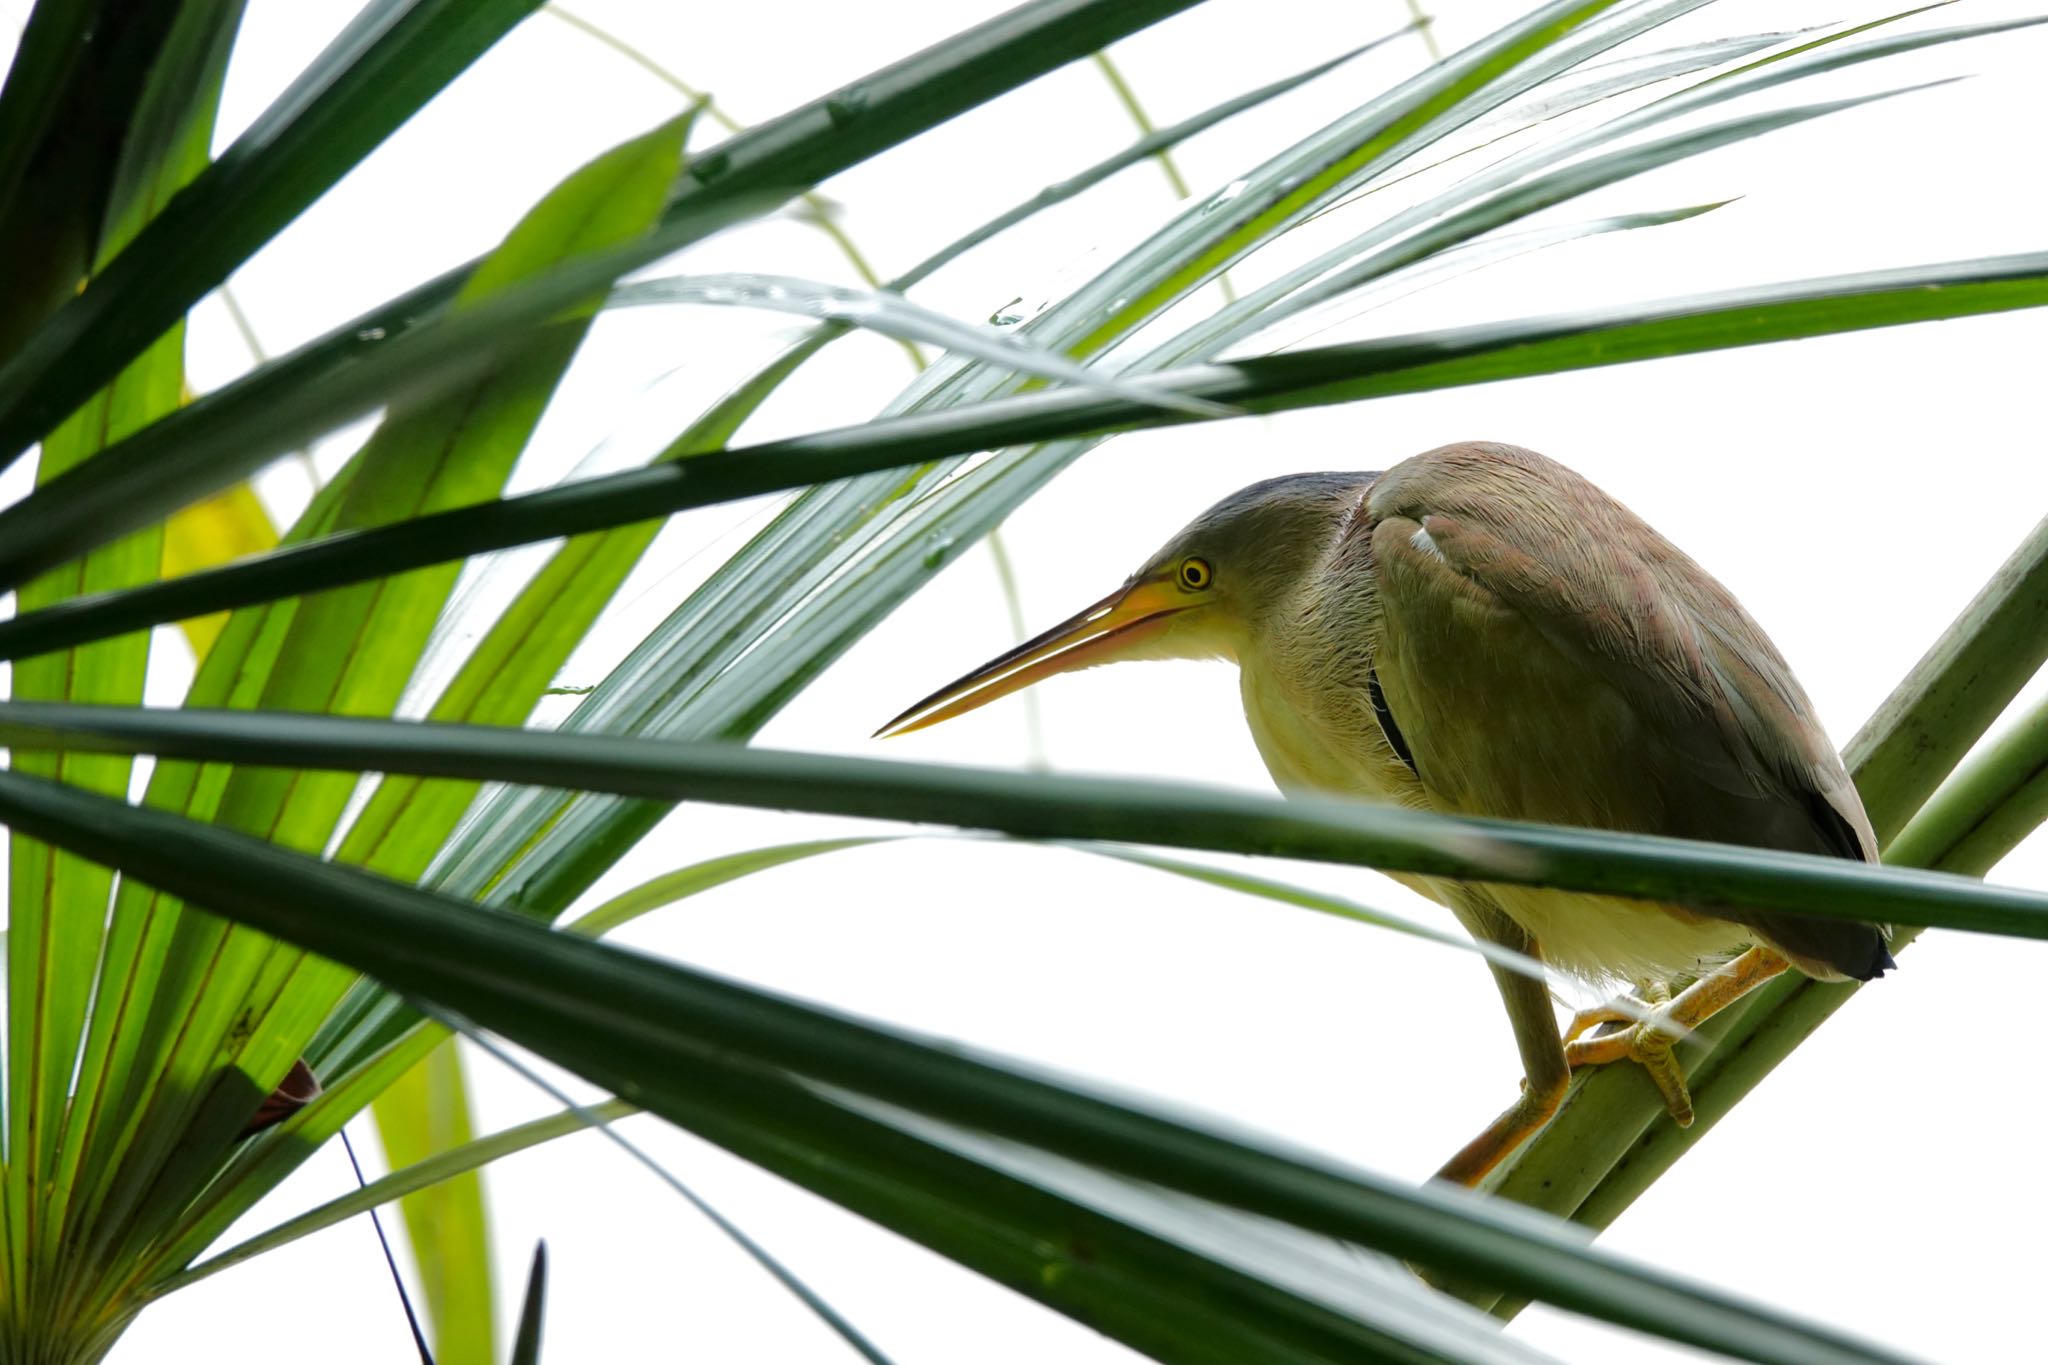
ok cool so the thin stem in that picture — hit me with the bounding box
[444,1014,900,1365]
[981,527,1048,767]
[1090,52,1191,198]
[1091,50,1237,303]
[1403,0,1443,63]
[543,3,925,367]
[214,285,321,489]
[340,1127,435,1365]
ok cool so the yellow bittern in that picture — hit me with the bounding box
[879,441,1890,1184]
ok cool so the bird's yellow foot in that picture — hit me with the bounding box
[1561,985,1694,1127]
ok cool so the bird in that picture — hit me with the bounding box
[877,440,1891,1185]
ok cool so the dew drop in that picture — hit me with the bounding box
[1203,178,1250,213]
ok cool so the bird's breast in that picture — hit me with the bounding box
[1237,654,1421,807]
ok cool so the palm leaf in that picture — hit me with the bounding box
[0,0,1213,589]
[0,704,2043,938]
[0,764,1915,1365]
[0,0,548,463]
[3,247,2045,660]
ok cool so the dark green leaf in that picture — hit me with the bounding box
[5,0,246,1296]
[0,0,1211,583]
[510,1243,546,1365]
[0,704,2043,938]
[0,0,199,359]
[0,766,1912,1365]
[0,0,546,465]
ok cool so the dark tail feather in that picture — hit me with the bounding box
[1747,912,1894,983]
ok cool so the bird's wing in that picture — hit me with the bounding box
[1364,443,1885,978]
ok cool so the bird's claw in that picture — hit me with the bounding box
[1562,992,1695,1128]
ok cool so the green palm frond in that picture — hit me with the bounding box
[0,0,2041,1359]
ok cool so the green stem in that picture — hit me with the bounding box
[1091,52,1191,198]
[1403,0,1443,63]
[543,2,925,366]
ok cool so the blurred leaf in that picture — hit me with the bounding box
[373,1041,495,1365]
[160,482,278,657]
[0,766,1915,1365]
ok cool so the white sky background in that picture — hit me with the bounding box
[1,0,2043,1360]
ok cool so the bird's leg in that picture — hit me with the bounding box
[1562,946,1791,1128]
[1433,945,1569,1188]
[1560,994,1651,1045]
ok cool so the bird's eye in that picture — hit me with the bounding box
[1178,556,1212,591]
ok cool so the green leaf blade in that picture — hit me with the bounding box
[6,249,2047,664]
[0,766,1912,1365]
[372,1041,496,1365]
[3,0,246,1312]
[46,112,690,1299]
[0,0,547,465]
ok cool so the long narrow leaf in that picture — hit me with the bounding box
[510,1244,547,1365]
[0,0,547,465]
[0,705,2043,938]
[0,0,1210,589]
[0,248,2042,659]
[5,0,246,1303]
[155,1101,633,1297]
[371,1042,495,1365]
[0,766,1914,1365]
[891,23,1419,292]
[174,1029,1553,1365]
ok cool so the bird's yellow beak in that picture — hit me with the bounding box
[875,575,1194,738]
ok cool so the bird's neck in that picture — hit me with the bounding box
[1235,543,1407,802]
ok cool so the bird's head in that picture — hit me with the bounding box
[876,471,1376,737]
